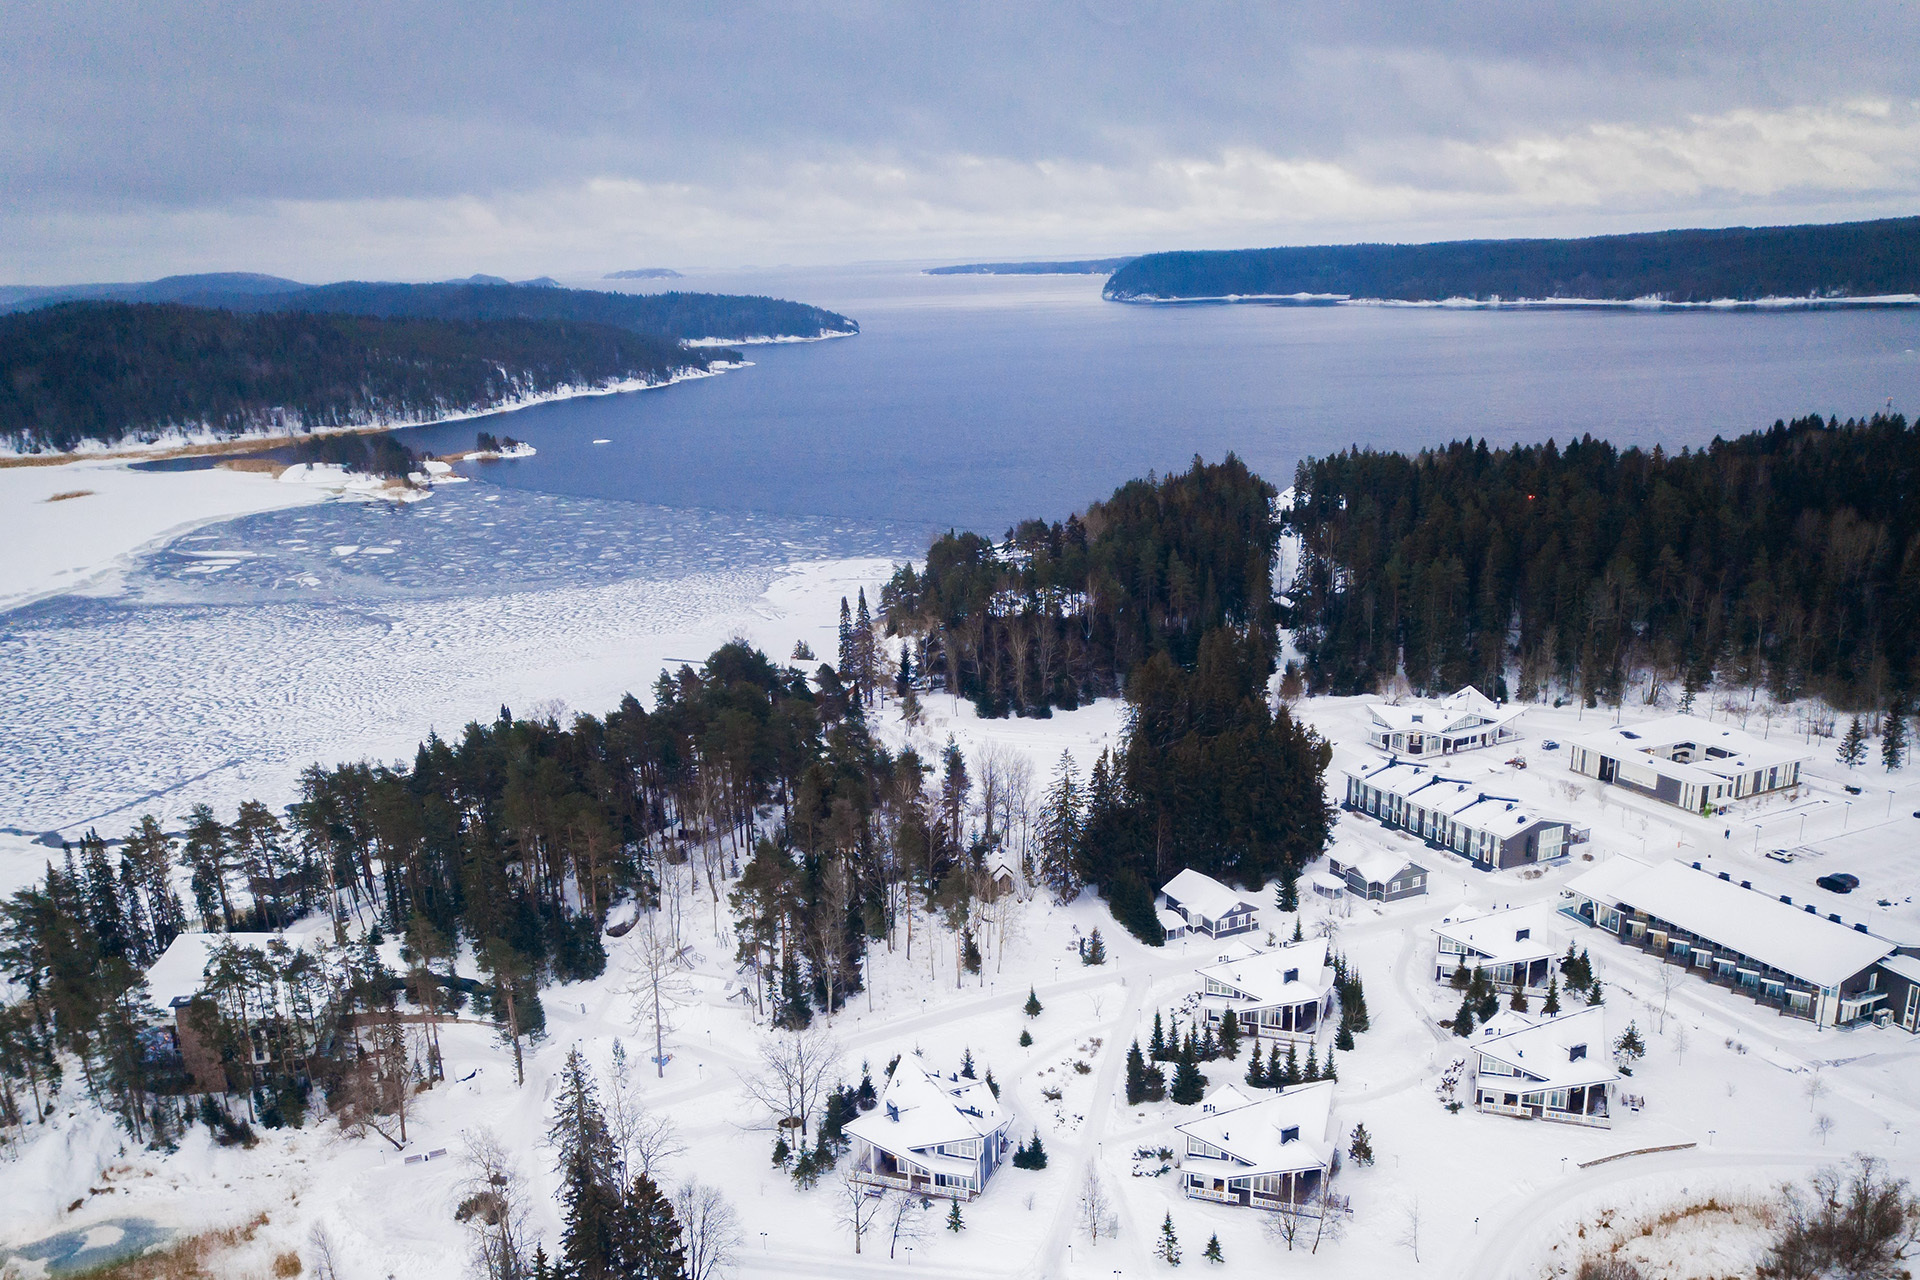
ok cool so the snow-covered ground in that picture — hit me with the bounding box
[5,466,1920,1279]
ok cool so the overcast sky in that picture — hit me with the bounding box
[6,1,1919,282]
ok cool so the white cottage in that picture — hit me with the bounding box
[1366,686,1524,757]
[1176,1080,1336,1211]
[1197,936,1337,1042]
[1469,1007,1617,1127]
[845,1055,1014,1201]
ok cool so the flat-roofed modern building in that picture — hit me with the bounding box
[1564,857,1901,1029]
[1567,715,1811,812]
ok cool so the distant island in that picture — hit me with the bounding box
[927,257,1135,276]
[604,267,684,280]
[1103,216,1920,304]
[0,301,742,454]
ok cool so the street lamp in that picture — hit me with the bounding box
[1708,1129,1716,1146]
[759,1232,768,1252]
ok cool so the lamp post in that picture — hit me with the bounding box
[1708,1129,1716,1147]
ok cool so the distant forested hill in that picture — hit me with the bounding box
[1104,217,1920,303]
[926,258,1134,276]
[0,276,858,343]
[1288,414,1920,708]
[0,302,731,453]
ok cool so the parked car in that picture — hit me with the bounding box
[1816,872,1860,894]
[1766,848,1795,863]
[1844,785,1863,795]
[1541,740,1561,750]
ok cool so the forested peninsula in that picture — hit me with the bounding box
[0,302,737,453]
[1103,216,1920,303]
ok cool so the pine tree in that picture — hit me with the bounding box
[1335,1024,1354,1051]
[837,597,854,679]
[1202,1233,1224,1264]
[1453,995,1476,1037]
[961,1046,976,1079]
[1302,1043,1320,1082]
[1883,694,1909,772]
[1291,915,1304,943]
[1281,1042,1300,1087]
[1170,1041,1206,1105]
[1510,987,1530,1012]
[1543,976,1561,1015]
[1587,980,1605,1006]
[773,1133,791,1167]
[946,1200,965,1233]
[1839,715,1869,768]
[1322,1049,1337,1081]
[853,589,877,705]
[1348,1123,1374,1167]
[1082,928,1106,966]
[1025,986,1043,1017]
[1019,1028,1033,1048]
[1218,1008,1241,1059]
[1265,1041,1283,1089]
[1275,871,1299,913]
[1025,1132,1047,1168]
[1158,1212,1182,1266]
[1198,1024,1217,1061]
[1614,1021,1646,1073]
[1149,1011,1167,1061]
[1126,1039,1149,1105]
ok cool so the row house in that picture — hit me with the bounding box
[1344,757,1588,872]
[1564,857,1900,1030]
[1567,714,1810,812]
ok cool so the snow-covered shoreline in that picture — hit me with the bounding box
[0,361,744,465]
[683,328,857,347]
[1108,290,1920,309]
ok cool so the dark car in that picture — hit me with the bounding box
[1816,873,1860,894]
[1541,740,1561,750]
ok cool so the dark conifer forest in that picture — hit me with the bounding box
[1103,216,1920,302]
[0,302,734,452]
[1287,413,1920,709]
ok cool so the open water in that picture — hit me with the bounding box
[6,265,1920,833]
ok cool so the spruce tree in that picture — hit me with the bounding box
[1202,1233,1223,1264]
[1149,1011,1167,1061]
[1453,996,1476,1037]
[1336,1023,1354,1051]
[1126,1039,1149,1105]
[946,1200,965,1232]
[1839,715,1869,768]
[1543,976,1561,1015]
[1025,986,1043,1017]
[1244,1043,1267,1088]
[1218,1008,1241,1059]
[1025,1132,1047,1168]
[1348,1123,1374,1166]
[1276,870,1299,913]
[1282,1042,1300,1087]
[1510,987,1530,1013]
[962,928,982,974]
[1265,1041,1283,1089]
[961,1046,976,1078]
[1291,915,1304,943]
[612,1173,687,1280]
[1587,980,1605,1006]
[1322,1049,1337,1081]
[550,1049,622,1279]
[1039,752,1084,903]
[1198,1024,1217,1061]
[1302,1043,1320,1082]
[1081,928,1106,966]
[772,1134,791,1167]
[1883,694,1909,771]
[1019,1028,1033,1048]
[1158,1212,1182,1266]
[1170,1042,1206,1105]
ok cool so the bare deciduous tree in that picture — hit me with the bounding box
[625,908,695,1079]
[455,1128,533,1280]
[835,1170,888,1254]
[1397,1196,1422,1263]
[739,1027,843,1136]
[885,1190,928,1259]
[674,1180,742,1280]
[306,1225,342,1280]
[605,1040,687,1181]
[1079,1165,1114,1243]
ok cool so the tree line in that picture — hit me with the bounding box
[1104,215,1920,302]
[0,302,738,452]
[1287,413,1920,711]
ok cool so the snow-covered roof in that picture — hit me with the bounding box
[144,931,316,1009]
[1340,847,1425,885]
[1563,855,1656,909]
[986,849,1020,880]
[1605,860,1895,988]
[1197,936,1334,1008]
[1433,905,1562,966]
[1472,1007,1617,1091]
[843,1055,1008,1156]
[1570,715,1812,778]
[1175,1080,1335,1177]
[1160,868,1259,921]
[1201,1082,1257,1114]
[1880,954,1920,986]
[1367,686,1523,736]
[1352,758,1569,836]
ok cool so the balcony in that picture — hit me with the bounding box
[1186,1186,1238,1204]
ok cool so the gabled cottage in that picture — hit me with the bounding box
[1326,849,1428,901]
[1197,936,1336,1042]
[1432,905,1563,992]
[1175,1080,1336,1211]
[1365,686,1525,757]
[1157,869,1260,940]
[845,1055,1014,1201]
[1469,1007,1617,1127]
